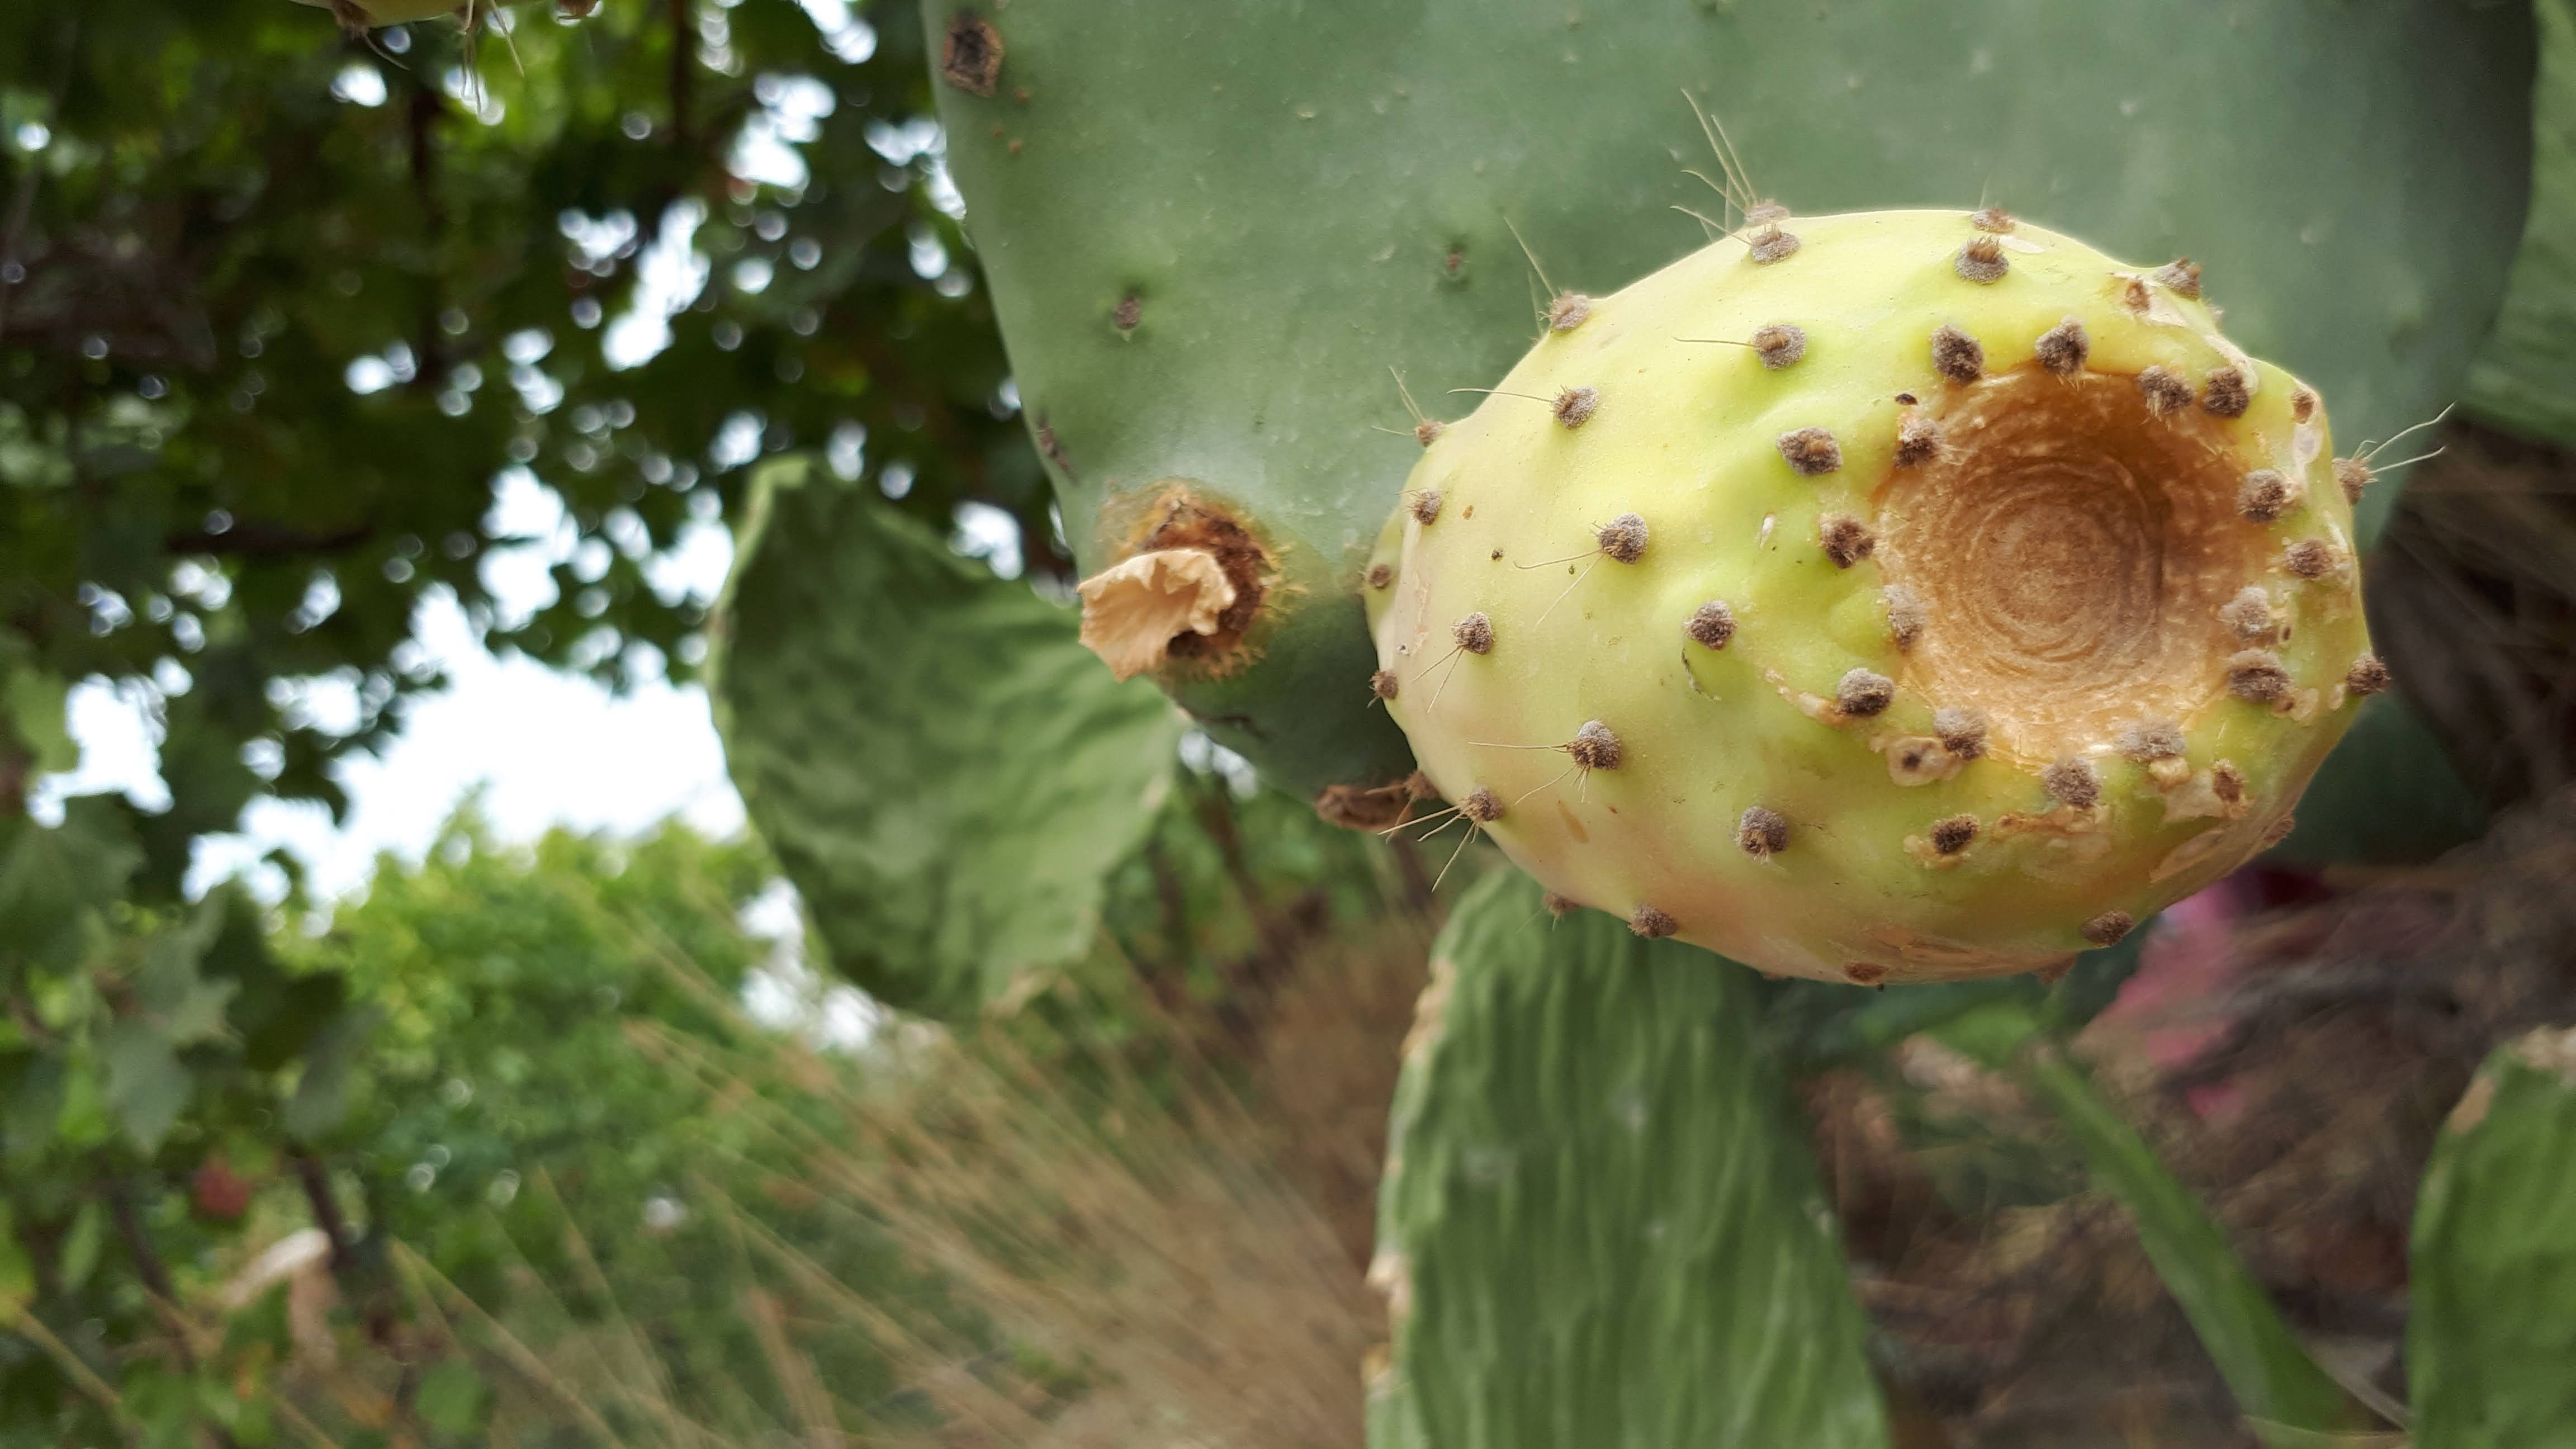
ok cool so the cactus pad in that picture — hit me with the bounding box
[1370,211,2375,983]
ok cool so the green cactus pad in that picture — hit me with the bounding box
[1370,212,2375,984]
[924,0,2527,812]
[1372,870,1888,1449]
[2409,1026,2576,1447]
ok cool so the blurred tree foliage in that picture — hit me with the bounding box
[0,0,1034,880]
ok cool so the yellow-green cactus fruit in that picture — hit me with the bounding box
[1366,209,2383,985]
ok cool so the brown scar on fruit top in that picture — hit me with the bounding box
[2035,319,2091,375]
[1628,904,1679,939]
[1872,370,2276,765]
[1931,325,1985,383]
[1779,427,1844,476]
[1894,414,1944,467]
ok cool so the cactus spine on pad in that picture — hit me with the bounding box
[1370,210,2374,983]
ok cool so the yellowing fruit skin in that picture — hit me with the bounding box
[1366,210,2373,984]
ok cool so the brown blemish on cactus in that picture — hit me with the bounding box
[1956,235,2009,283]
[1686,600,1737,649]
[1112,293,1142,334]
[2116,718,2187,763]
[1595,513,1649,564]
[2035,318,2090,376]
[1737,805,1790,858]
[1414,419,1445,448]
[2333,457,2371,505]
[1461,785,1504,823]
[1934,705,1990,760]
[2043,757,2101,809]
[1843,961,1888,987]
[1753,323,1807,369]
[1970,206,2016,233]
[1366,563,1394,590]
[1408,488,1443,525]
[1554,386,1600,428]
[2080,910,2135,946]
[1930,814,1980,855]
[1894,414,1944,468]
[1836,668,1896,717]
[2345,652,2391,695]
[1313,778,1418,831]
[1370,669,1399,702]
[1872,371,2276,765]
[2283,537,2341,581]
[2219,586,2276,643]
[1747,224,1800,264]
[1778,427,1843,476]
[2226,649,2290,703]
[2137,366,2193,416]
[940,10,1004,96]
[1931,324,1985,383]
[1453,612,1494,655]
[1820,514,1874,567]
[2211,761,2245,806]
[1547,292,1594,333]
[1078,490,1271,680]
[1629,904,1679,939]
[2201,366,2251,419]
[1567,720,1622,771]
[2154,258,2202,299]
[2291,387,2319,424]
[1885,585,1927,650]
[2237,469,2296,523]
[1881,735,1964,786]
[2119,276,2154,315]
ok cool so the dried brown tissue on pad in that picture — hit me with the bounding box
[1074,489,1271,681]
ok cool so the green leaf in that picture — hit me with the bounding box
[101,1021,194,1155]
[1375,871,1889,1449]
[2466,0,2576,448]
[1,655,75,776]
[1933,1004,2371,1439]
[415,1360,491,1436]
[709,458,1187,1017]
[0,1202,35,1305]
[2409,1028,2576,1447]
[0,798,141,975]
[58,1198,105,1292]
[281,1005,375,1142]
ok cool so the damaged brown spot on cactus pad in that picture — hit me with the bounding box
[2137,366,2194,416]
[1929,815,1980,855]
[2154,258,2203,299]
[1843,961,1889,986]
[1076,490,1273,681]
[1366,563,1394,590]
[1594,513,1650,564]
[2201,366,2251,419]
[1370,669,1399,702]
[2345,652,2392,695]
[1546,292,1594,333]
[1934,705,1990,761]
[940,10,1004,97]
[2043,757,2101,809]
[1894,415,1944,468]
[1462,786,1504,823]
[2035,319,2090,376]
[2236,469,2295,523]
[1872,371,2279,764]
[1112,293,1142,333]
[1746,224,1800,264]
[1819,513,1874,567]
[1409,489,1443,525]
[1554,386,1600,428]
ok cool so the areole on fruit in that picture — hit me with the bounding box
[1366,209,2376,984]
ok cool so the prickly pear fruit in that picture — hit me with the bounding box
[1369,209,2380,984]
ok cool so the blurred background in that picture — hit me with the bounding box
[2,3,2573,1446]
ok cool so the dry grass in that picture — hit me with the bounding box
[414,920,1429,1448]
